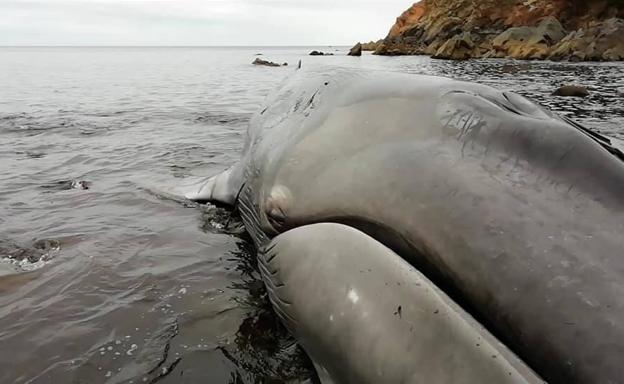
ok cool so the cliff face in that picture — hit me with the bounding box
[373,0,624,61]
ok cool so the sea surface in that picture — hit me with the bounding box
[1,46,623,383]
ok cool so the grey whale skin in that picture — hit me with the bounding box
[183,67,624,383]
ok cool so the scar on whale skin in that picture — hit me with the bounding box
[265,185,292,230]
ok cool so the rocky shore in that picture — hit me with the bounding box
[361,0,624,61]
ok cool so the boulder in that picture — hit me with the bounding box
[549,18,624,61]
[348,43,362,56]
[433,32,475,60]
[490,17,566,59]
[552,85,589,97]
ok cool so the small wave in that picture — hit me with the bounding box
[0,113,111,137]
[191,111,251,126]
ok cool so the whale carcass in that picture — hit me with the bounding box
[182,67,624,384]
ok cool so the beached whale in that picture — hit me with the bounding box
[182,67,624,383]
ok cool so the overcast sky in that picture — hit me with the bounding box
[0,0,411,46]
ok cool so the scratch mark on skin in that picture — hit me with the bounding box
[443,110,460,130]
[461,119,487,157]
[455,111,472,139]
[459,112,475,139]
[306,90,319,110]
[293,97,303,112]
[557,145,575,164]
[394,305,402,318]
[483,124,502,156]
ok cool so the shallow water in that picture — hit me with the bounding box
[1,46,623,383]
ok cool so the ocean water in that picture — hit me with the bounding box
[1,46,623,383]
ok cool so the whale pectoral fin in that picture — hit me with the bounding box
[175,168,238,205]
[260,223,543,384]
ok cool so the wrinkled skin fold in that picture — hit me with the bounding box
[183,67,624,384]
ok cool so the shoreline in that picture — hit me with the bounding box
[351,0,624,62]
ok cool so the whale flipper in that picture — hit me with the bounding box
[177,167,242,204]
[260,223,543,384]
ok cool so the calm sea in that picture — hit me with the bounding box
[1,46,623,383]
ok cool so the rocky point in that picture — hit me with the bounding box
[356,0,624,61]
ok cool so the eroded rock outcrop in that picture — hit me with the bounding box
[361,40,383,51]
[372,0,624,61]
[348,43,363,56]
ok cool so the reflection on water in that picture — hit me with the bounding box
[0,47,623,383]
[221,231,317,384]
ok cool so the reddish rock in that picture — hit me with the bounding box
[388,2,428,38]
[370,0,624,61]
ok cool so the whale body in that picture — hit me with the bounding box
[183,67,624,383]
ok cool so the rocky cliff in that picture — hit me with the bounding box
[371,0,624,61]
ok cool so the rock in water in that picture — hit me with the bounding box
[309,51,333,56]
[252,58,282,67]
[348,43,362,56]
[553,85,589,97]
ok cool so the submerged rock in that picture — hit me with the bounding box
[41,179,91,191]
[553,85,590,97]
[0,238,60,274]
[348,43,362,56]
[369,0,624,61]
